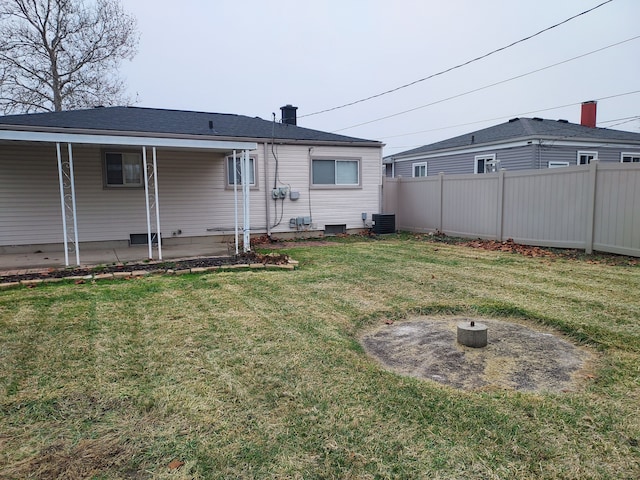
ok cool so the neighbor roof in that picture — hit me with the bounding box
[0,106,379,145]
[387,117,640,160]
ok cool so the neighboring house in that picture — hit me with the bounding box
[384,101,640,177]
[0,105,383,264]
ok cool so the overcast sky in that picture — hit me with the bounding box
[120,0,640,155]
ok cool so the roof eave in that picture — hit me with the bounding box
[0,124,383,149]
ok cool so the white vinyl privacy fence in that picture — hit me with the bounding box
[382,162,640,257]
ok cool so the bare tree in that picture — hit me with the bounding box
[0,0,139,114]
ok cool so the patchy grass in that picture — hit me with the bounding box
[1,238,639,479]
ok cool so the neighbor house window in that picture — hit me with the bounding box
[226,155,256,186]
[621,153,640,163]
[104,152,143,187]
[474,154,497,174]
[578,151,598,165]
[548,161,570,168]
[412,162,427,177]
[312,158,359,186]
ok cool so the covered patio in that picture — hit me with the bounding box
[1,124,257,271]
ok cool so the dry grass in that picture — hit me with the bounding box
[1,235,639,479]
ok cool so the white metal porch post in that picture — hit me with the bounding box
[233,150,239,255]
[143,147,153,259]
[153,147,162,260]
[142,146,162,260]
[55,142,80,266]
[242,149,251,252]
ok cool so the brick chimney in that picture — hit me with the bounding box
[281,105,298,126]
[581,101,597,128]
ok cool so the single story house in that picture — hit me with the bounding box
[0,105,383,265]
[384,101,640,177]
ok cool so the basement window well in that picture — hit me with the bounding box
[324,224,346,236]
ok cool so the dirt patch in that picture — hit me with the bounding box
[360,317,597,393]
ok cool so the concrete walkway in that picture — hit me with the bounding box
[0,241,232,276]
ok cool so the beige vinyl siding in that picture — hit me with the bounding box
[0,143,63,245]
[267,144,381,231]
[1,141,382,247]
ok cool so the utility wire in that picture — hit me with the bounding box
[299,0,615,119]
[333,35,640,132]
[380,90,640,140]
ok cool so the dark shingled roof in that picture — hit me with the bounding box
[0,106,379,144]
[388,117,640,159]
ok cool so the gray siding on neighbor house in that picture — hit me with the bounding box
[393,143,640,176]
[393,144,536,177]
[539,144,640,166]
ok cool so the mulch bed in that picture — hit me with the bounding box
[0,251,290,284]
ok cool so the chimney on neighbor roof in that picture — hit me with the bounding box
[281,104,298,126]
[581,101,597,128]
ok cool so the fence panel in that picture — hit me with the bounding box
[382,163,640,257]
[502,167,591,248]
[442,174,498,238]
[592,163,640,256]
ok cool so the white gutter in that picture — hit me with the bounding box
[0,129,257,151]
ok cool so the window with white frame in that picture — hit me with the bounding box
[412,162,427,177]
[104,152,143,187]
[548,161,570,168]
[226,155,256,186]
[577,151,598,165]
[474,154,497,174]
[312,158,359,186]
[621,152,640,163]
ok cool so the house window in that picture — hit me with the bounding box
[474,154,497,174]
[412,162,427,177]
[226,155,256,186]
[621,153,640,163]
[578,151,598,165]
[548,161,570,168]
[104,152,143,187]
[312,159,359,186]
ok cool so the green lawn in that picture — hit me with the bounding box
[1,236,639,479]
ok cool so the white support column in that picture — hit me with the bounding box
[67,144,80,265]
[233,150,239,255]
[56,143,69,266]
[142,147,153,259]
[55,142,80,266]
[242,150,251,252]
[152,147,162,260]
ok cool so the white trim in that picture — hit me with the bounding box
[548,161,570,168]
[577,150,598,165]
[0,129,257,151]
[412,161,427,177]
[474,154,496,174]
[621,152,640,163]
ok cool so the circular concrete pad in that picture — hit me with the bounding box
[360,317,596,392]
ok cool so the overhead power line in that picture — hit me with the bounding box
[299,0,615,119]
[333,35,640,132]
